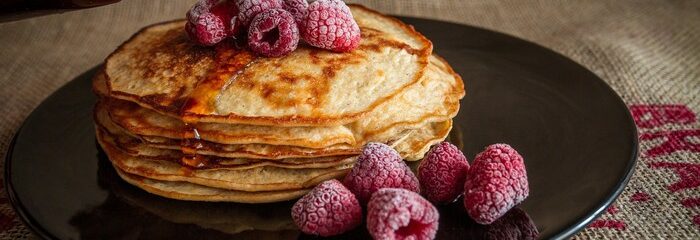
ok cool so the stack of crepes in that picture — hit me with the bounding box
[93,5,465,203]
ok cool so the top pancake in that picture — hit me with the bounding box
[105,5,432,126]
[99,55,463,149]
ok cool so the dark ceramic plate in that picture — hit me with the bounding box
[4,17,637,239]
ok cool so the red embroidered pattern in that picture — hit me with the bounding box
[649,162,700,192]
[587,104,700,231]
[630,105,696,129]
[681,198,700,208]
[589,205,626,230]
[588,220,627,230]
[630,192,651,202]
[640,130,700,157]
[682,198,700,227]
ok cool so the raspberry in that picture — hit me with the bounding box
[282,0,308,26]
[186,0,218,23]
[464,144,529,225]
[472,208,539,240]
[291,179,362,237]
[187,0,242,37]
[236,0,283,28]
[367,188,439,240]
[418,141,470,204]
[247,9,299,57]
[213,0,242,36]
[343,142,420,203]
[302,0,361,52]
[186,12,228,46]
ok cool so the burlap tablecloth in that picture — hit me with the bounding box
[0,0,698,239]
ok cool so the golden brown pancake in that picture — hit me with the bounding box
[398,120,453,161]
[115,168,311,203]
[98,128,353,192]
[104,5,432,126]
[94,101,416,159]
[96,123,359,170]
[98,55,462,151]
[106,97,356,148]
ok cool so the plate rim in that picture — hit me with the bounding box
[5,130,58,240]
[3,16,639,240]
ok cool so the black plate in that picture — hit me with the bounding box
[4,17,637,239]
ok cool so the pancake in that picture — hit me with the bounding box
[127,122,441,161]
[98,128,353,192]
[91,68,109,97]
[347,55,463,142]
[106,98,356,148]
[397,120,453,161]
[139,136,363,159]
[97,94,448,162]
[97,125,358,170]
[95,101,365,159]
[98,119,449,192]
[115,168,310,203]
[104,5,432,126]
[100,55,462,151]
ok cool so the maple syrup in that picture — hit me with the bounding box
[181,123,207,168]
[178,40,256,169]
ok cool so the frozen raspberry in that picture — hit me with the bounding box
[247,8,299,57]
[186,12,228,46]
[367,188,439,240]
[282,0,308,26]
[302,0,361,52]
[419,141,470,204]
[464,144,529,225]
[343,142,420,203]
[186,0,218,23]
[215,1,242,36]
[236,0,283,28]
[468,208,538,240]
[291,179,362,237]
[187,0,242,38]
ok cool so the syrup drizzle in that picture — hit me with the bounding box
[178,41,257,169]
[181,124,206,168]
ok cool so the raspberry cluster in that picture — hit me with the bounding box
[185,0,361,56]
[290,141,534,239]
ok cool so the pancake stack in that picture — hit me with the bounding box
[93,5,465,203]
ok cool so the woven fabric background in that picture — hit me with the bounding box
[0,0,699,239]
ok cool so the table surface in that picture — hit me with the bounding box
[0,0,698,239]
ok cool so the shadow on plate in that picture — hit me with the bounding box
[69,145,300,239]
